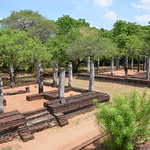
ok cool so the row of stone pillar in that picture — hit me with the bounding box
[88,56,150,79]
[37,61,95,97]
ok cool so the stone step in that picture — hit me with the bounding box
[27,115,55,128]
[25,111,50,122]
[23,108,47,117]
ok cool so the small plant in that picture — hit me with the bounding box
[94,89,150,150]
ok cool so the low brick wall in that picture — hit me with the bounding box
[0,110,34,143]
[44,91,110,117]
[77,73,150,88]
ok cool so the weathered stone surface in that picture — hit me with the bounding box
[54,113,68,127]
[124,56,128,74]
[53,63,58,86]
[37,63,43,93]
[58,68,65,98]
[87,56,90,73]
[9,64,15,87]
[45,91,109,115]
[89,62,94,92]
[111,57,114,75]
[147,56,150,80]
[0,76,4,114]
[0,110,34,143]
[68,62,73,87]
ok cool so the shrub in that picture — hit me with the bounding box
[94,89,150,150]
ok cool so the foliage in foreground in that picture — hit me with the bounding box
[94,89,150,150]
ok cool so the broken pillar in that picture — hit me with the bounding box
[68,62,73,87]
[124,56,128,74]
[89,62,94,92]
[53,63,58,86]
[0,76,4,114]
[58,68,65,98]
[37,63,43,93]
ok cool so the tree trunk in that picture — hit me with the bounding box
[147,56,150,80]
[97,57,100,74]
[115,55,119,70]
[111,57,114,75]
[124,56,128,74]
[131,57,134,70]
[87,56,90,73]
[137,56,140,72]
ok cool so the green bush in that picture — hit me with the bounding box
[94,89,150,150]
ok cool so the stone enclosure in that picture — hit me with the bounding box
[0,62,110,144]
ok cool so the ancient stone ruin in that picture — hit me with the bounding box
[0,62,110,144]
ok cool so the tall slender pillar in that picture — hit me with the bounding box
[0,76,4,114]
[58,68,65,98]
[9,64,15,87]
[97,57,100,74]
[137,56,140,72]
[111,57,114,75]
[53,63,58,86]
[124,56,128,74]
[147,56,150,80]
[68,62,72,87]
[87,56,90,73]
[37,63,43,93]
[89,62,94,92]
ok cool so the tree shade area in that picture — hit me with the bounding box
[0,10,150,72]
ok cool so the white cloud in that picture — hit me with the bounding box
[134,14,150,24]
[93,0,113,7]
[131,0,150,11]
[104,11,117,21]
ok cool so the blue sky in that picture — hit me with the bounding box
[0,0,150,30]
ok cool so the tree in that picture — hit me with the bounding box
[0,28,51,72]
[0,10,57,43]
[56,15,89,35]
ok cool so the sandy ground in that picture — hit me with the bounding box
[3,84,81,113]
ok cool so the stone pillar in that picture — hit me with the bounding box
[9,64,15,87]
[111,57,114,75]
[37,63,43,93]
[137,56,140,72]
[97,57,100,74]
[147,56,150,80]
[116,55,119,70]
[68,62,72,87]
[89,62,94,92]
[143,56,147,71]
[0,76,4,114]
[124,56,128,74]
[58,68,65,98]
[53,63,58,86]
[131,57,134,70]
[87,56,90,73]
